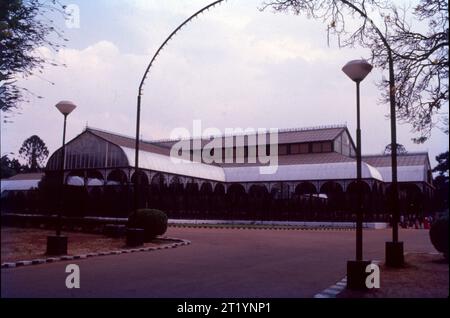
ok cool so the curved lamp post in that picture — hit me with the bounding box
[46,100,77,255]
[342,59,372,290]
[133,0,225,211]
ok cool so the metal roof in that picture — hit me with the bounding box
[121,147,226,182]
[152,125,347,148]
[87,128,170,156]
[223,162,383,183]
[219,152,354,167]
[54,127,430,184]
[374,166,428,183]
[120,146,382,182]
[87,125,347,150]
[277,126,345,144]
[362,153,429,167]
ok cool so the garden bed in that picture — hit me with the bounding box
[1,227,176,263]
[338,252,449,298]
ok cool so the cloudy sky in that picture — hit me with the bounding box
[1,0,448,167]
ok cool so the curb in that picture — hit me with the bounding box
[314,277,348,298]
[313,260,381,298]
[169,224,355,232]
[1,236,191,269]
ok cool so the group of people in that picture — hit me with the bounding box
[399,214,434,229]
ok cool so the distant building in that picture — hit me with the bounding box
[1,173,44,213]
[1,173,44,193]
[1,125,434,221]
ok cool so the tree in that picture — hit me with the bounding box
[19,135,49,172]
[0,155,25,178]
[263,0,448,142]
[0,0,68,113]
[433,151,449,177]
[432,151,449,211]
[384,143,407,155]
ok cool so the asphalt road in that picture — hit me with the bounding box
[1,227,435,298]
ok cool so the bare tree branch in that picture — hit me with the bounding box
[262,0,449,142]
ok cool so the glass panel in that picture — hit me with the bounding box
[279,144,288,155]
[342,133,350,156]
[299,143,309,154]
[312,142,322,153]
[290,144,300,154]
[322,142,332,152]
[334,135,342,154]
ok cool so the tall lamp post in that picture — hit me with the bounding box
[46,100,77,256]
[342,59,373,290]
[133,0,225,212]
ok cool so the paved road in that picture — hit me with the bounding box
[1,227,435,298]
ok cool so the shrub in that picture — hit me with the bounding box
[429,216,449,259]
[128,209,168,241]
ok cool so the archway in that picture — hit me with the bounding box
[131,171,149,209]
[248,184,269,220]
[86,170,104,187]
[185,182,200,218]
[107,169,127,185]
[295,182,318,221]
[168,177,184,217]
[149,173,167,211]
[199,182,213,218]
[320,181,344,221]
[226,183,247,220]
[66,171,84,186]
[212,183,226,218]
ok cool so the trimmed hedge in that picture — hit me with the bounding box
[429,216,449,259]
[128,209,168,241]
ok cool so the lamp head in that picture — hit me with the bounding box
[342,59,373,82]
[56,101,77,116]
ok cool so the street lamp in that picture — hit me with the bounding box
[133,0,225,213]
[46,100,77,255]
[342,59,372,290]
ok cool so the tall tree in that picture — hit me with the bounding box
[0,0,68,113]
[19,135,49,172]
[262,0,448,142]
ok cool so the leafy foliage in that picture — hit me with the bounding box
[0,0,68,113]
[429,215,449,259]
[128,209,168,241]
[432,151,449,211]
[0,155,26,178]
[433,151,449,177]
